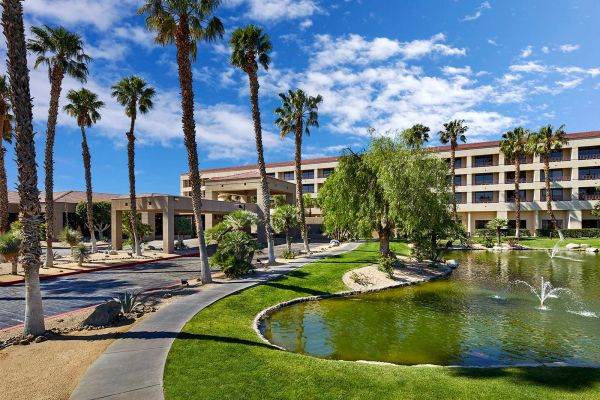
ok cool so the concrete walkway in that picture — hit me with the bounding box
[70,242,359,400]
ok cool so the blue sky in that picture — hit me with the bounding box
[1,0,600,195]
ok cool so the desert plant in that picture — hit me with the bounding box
[72,243,90,266]
[271,204,298,256]
[113,290,142,314]
[349,271,372,286]
[0,231,21,274]
[378,255,396,279]
[59,227,82,253]
[281,250,295,259]
[210,230,259,278]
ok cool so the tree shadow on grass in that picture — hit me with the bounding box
[261,281,329,296]
[450,366,600,391]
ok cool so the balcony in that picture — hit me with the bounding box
[506,197,533,203]
[579,194,600,201]
[504,156,533,165]
[472,180,498,186]
[473,198,497,204]
[472,161,498,168]
[579,153,600,160]
[548,155,571,162]
[540,176,570,182]
[579,174,600,181]
[506,177,534,184]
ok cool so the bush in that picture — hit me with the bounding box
[59,227,82,251]
[281,250,295,259]
[113,290,142,314]
[72,243,91,266]
[349,271,371,286]
[0,232,21,274]
[535,228,600,238]
[210,231,259,278]
[378,255,396,279]
[507,238,519,247]
[481,234,495,248]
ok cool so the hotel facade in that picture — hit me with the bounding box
[181,131,600,234]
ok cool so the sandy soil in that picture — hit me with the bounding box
[343,256,452,291]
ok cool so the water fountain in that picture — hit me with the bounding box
[548,229,565,259]
[514,277,572,309]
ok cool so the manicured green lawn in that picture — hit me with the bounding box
[473,236,600,249]
[164,241,600,400]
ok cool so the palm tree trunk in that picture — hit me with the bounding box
[11,258,17,275]
[450,139,457,216]
[286,226,291,254]
[127,109,141,256]
[175,19,211,283]
[0,142,9,233]
[378,227,390,256]
[80,125,96,253]
[43,66,64,268]
[247,68,275,263]
[543,153,557,230]
[2,0,45,336]
[295,118,310,253]
[514,156,521,239]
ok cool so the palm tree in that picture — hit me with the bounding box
[27,25,90,268]
[527,124,569,231]
[64,88,104,253]
[271,204,298,256]
[486,218,508,247]
[438,119,468,216]
[401,123,430,149]
[2,0,46,335]
[275,89,323,253]
[229,24,276,264]
[500,127,529,239]
[111,76,156,257]
[0,75,13,234]
[138,0,223,284]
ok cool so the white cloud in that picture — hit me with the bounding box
[299,19,313,30]
[559,44,579,53]
[226,0,321,22]
[487,38,498,46]
[556,78,583,89]
[113,24,157,49]
[442,66,472,75]
[462,1,491,21]
[541,46,550,54]
[86,39,129,60]
[520,46,533,58]
[509,62,548,73]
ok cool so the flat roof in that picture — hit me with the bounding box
[9,190,120,205]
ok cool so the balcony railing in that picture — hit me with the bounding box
[506,177,534,184]
[540,176,570,182]
[473,198,497,203]
[472,181,498,186]
[578,153,600,160]
[506,198,533,203]
[454,181,467,186]
[504,158,533,165]
[579,174,600,181]
[472,161,498,168]
[549,156,571,162]
[579,194,600,201]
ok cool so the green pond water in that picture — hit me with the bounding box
[262,250,600,366]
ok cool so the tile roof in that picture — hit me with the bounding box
[8,190,120,204]
[196,156,339,175]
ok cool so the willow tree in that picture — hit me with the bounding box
[229,24,275,263]
[64,88,104,253]
[438,119,468,216]
[2,0,46,335]
[275,89,323,253]
[527,124,568,230]
[401,123,430,149]
[139,0,223,284]
[0,75,13,234]
[112,76,156,256]
[27,25,90,268]
[500,127,529,239]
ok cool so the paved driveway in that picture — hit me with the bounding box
[0,256,204,330]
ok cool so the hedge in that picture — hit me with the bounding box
[473,228,600,238]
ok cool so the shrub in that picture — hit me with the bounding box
[378,255,396,279]
[281,250,295,259]
[59,227,82,252]
[507,238,519,247]
[0,232,21,274]
[481,234,495,248]
[210,231,259,278]
[349,271,372,286]
[72,243,91,266]
[113,290,142,314]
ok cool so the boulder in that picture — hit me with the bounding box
[82,300,122,327]
[585,247,599,253]
[329,240,340,247]
[565,243,580,250]
[446,260,459,269]
[492,246,505,251]
[580,244,591,249]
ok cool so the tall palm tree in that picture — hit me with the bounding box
[27,25,90,268]
[2,0,46,335]
[275,89,323,253]
[229,24,276,263]
[111,76,156,257]
[0,75,13,234]
[527,124,569,231]
[139,0,223,284]
[401,123,430,149]
[500,127,529,239]
[64,88,104,253]
[438,119,468,216]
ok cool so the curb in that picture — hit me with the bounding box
[0,252,200,287]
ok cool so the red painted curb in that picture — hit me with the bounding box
[0,252,200,287]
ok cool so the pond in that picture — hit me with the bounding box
[261,250,600,366]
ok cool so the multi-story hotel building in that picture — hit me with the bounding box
[180,131,600,234]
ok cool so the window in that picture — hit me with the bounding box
[474,174,494,185]
[579,146,600,160]
[579,187,600,200]
[549,149,563,161]
[454,175,463,185]
[322,168,334,177]
[473,155,494,167]
[474,191,494,203]
[540,169,563,181]
[475,220,490,229]
[506,190,527,202]
[283,171,294,181]
[266,173,275,177]
[455,193,463,203]
[583,220,600,228]
[579,167,600,180]
[506,171,527,183]
[542,219,563,229]
[508,220,527,229]
[302,184,315,193]
[302,170,314,179]
[540,189,564,201]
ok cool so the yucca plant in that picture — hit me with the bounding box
[59,227,82,254]
[113,290,142,314]
[72,243,90,266]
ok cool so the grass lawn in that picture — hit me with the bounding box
[164,241,600,400]
[473,236,600,249]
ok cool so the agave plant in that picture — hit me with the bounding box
[113,290,142,314]
[72,243,90,266]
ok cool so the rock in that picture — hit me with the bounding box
[585,247,599,253]
[109,250,118,255]
[34,336,47,343]
[580,244,591,249]
[19,339,30,345]
[329,240,340,247]
[446,260,459,269]
[492,246,505,251]
[82,300,122,327]
[566,243,580,250]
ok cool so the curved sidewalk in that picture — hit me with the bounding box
[70,242,359,400]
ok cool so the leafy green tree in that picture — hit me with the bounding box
[27,25,90,268]
[122,212,152,247]
[401,123,430,149]
[64,88,104,253]
[270,194,287,208]
[112,76,156,256]
[500,127,530,239]
[275,89,323,253]
[0,75,13,234]
[438,119,468,216]
[139,0,224,284]
[75,201,111,240]
[486,218,508,246]
[527,124,568,230]
[229,24,276,264]
[271,204,299,255]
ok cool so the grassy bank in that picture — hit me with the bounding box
[164,241,600,400]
